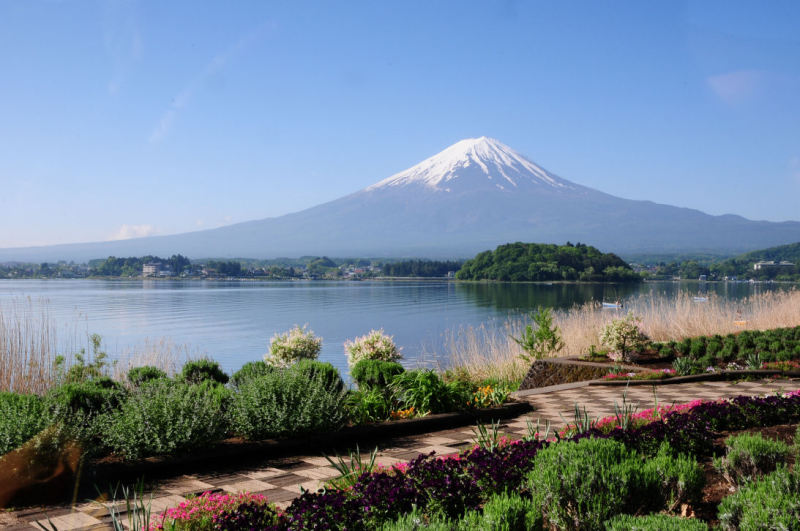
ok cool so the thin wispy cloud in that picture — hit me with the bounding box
[102,0,142,95]
[706,70,765,105]
[109,224,157,240]
[148,24,271,144]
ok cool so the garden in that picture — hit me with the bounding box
[0,327,513,476]
[107,388,800,530]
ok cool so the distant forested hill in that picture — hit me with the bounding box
[712,242,800,280]
[455,242,640,282]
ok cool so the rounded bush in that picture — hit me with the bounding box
[265,325,322,367]
[181,359,229,385]
[599,313,649,362]
[48,377,125,416]
[290,360,345,394]
[351,359,405,390]
[101,380,229,460]
[231,360,275,388]
[344,329,402,368]
[127,365,168,387]
[0,392,52,456]
[718,465,800,530]
[229,368,347,440]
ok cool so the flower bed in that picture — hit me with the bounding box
[150,388,800,529]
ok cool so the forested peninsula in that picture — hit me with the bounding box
[455,242,640,282]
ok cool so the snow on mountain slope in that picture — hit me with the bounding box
[366,137,574,192]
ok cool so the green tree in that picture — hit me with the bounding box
[511,307,564,362]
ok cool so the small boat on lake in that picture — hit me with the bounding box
[602,301,623,309]
[693,296,708,302]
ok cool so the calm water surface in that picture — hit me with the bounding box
[0,279,792,375]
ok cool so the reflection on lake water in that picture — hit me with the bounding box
[0,279,793,375]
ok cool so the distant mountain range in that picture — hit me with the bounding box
[3,137,800,262]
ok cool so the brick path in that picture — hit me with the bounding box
[3,378,797,530]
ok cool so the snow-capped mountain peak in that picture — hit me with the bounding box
[366,136,571,192]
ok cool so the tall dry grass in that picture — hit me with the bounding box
[0,300,59,395]
[442,289,800,385]
[0,300,191,394]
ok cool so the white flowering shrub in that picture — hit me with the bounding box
[344,329,402,368]
[599,313,649,362]
[265,325,322,367]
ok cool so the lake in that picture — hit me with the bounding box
[0,279,792,375]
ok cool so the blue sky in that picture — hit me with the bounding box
[1,1,799,248]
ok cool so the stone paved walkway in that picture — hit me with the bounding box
[3,378,798,530]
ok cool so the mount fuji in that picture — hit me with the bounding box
[4,137,800,261]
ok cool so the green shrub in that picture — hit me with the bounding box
[126,366,168,387]
[477,491,544,530]
[351,359,405,390]
[689,338,706,358]
[231,360,275,388]
[390,370,468,414]
[290,359,345,393]
[0,392,52,456]
[345,388,393,424]
[718,465,800,530]
[229,368,347,440]
[706,339,722,358]
[658,345,673,359]
[599,313,649,362]
[672,357,696,376]
[48,377,125,417]
[676,338,691,356]
[510,307,565,362]
[180,359,229,385]
[344,329,402,368]
[100,380,229,460]
[265,325,322,367]
[713,433,791,487]
[525,437,645,529]
[604,513,708,530]
[641,443,704,510]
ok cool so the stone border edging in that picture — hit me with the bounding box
[86,401,532,487]
[589,370,800,386]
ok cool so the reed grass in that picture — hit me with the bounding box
[442,289,800,385]
[0,300,190,394]
[0,299,60,395]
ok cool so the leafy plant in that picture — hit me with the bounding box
[289,359,344,393]
[265,324,322,367]
[100,481,154,531]
[599,312,649,362]
[641,442,705,511]
[523,417,552,443]
[560,403,598,435]
[0,391,52,456]
[525,437,645,529]
[230,360,275,388]
[100,380,229,459]
[471,420,504,452]
[324,445,379,490]
[229,368,347,440]
[745,352,762,370]
[126,365,167,387]
[180,358,230,385]
[672,356,696,376]
[57,333,111,384]
[510,307,564,362]
[351,359,405,390]
[613,386,639,431]
[344,329,402,368]
[713,433,791,487]
[717,465,800,530]
[390,370,467,415]
[345,388,393,424]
